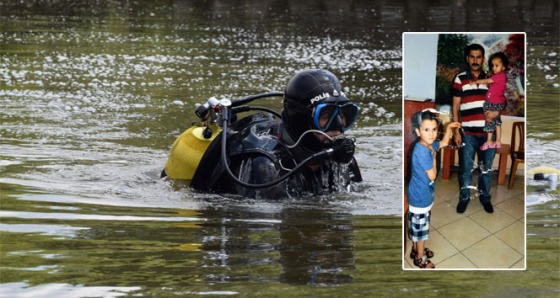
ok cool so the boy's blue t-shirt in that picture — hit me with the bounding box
[408,140,440,208]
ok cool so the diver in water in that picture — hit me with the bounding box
[185,69,362,199]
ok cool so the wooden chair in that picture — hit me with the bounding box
[508,121,525,189]
[442,144,511,185]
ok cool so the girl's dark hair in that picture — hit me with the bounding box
[411,110,438,136]
[489,52,509,71]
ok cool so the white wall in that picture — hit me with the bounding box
[403,33,438,101]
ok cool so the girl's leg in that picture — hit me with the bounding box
[486,132,494,146]
[482,118,496,150]
[492,104,505,148]
[495,126,502,147]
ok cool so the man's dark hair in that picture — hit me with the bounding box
[464,43,485,58]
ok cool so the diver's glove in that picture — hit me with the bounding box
[331,138,355,163]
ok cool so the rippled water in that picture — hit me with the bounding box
[1,1,559,297]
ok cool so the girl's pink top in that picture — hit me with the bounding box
[486,72,507,104]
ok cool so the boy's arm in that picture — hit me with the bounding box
[439,122,461,149]
[425,145,437,181]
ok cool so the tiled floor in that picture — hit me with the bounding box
[403,169,526,270]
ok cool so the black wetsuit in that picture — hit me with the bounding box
[190,113,362,199]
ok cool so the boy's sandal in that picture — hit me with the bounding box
[414,255,436,269]
[409,247,435,259]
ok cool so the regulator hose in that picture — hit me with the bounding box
[220,111,334,189]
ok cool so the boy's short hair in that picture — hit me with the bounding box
[411,111,438,135]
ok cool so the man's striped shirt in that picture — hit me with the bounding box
[452,70,488,136]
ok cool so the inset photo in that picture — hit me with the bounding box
[402,32,526,270]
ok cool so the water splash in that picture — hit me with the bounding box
[328,161,353,192]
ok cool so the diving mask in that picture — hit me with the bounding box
[311,102,359,132]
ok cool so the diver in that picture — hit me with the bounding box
[164,69,363,199]
[531,167,559,191]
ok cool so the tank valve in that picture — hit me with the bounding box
[203,127,213,139]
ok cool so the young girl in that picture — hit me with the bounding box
[471,52,509,150]
[407,110,461,269]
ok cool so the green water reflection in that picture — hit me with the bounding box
[1,185,558,297]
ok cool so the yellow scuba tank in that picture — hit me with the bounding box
[164,123,220,181]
